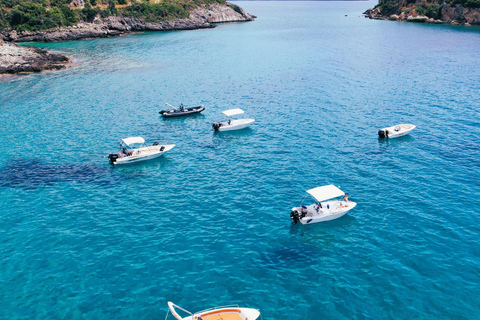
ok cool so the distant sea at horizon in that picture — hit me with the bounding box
[1,1,480,319]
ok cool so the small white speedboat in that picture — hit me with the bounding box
[108,137,175,165]
[212,108,255,131]
[290,185,356,225]
[166,301,262,320]
[378,124,416,138]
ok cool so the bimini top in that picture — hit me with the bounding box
[222,108,244,117]
[121,137,145,146]
[307,185,345,202]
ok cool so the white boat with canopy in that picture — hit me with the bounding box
[108,136,175,165]
[290,185,356,224]
[378,124,416,138]
[165,302,262,320]
[212,108,255,132]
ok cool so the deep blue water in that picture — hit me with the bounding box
[1,1,480,319]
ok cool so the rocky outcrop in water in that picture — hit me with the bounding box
[364,0,480,26]
[0,38,69,74]
[1,3,255,43]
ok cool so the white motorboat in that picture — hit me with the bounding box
[212,108,255,131]
[166,301,262,320]
[108,137,175,165]
[378,124,416,138]
[290,185,356,225]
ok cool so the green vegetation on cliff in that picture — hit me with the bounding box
[375,0,480,19]
[0,0,225,31]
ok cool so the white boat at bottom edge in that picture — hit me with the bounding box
[290,185,356,224]
[166,301,261,320]
[378,124,416,138]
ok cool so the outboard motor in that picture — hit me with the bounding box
[212,123,222,131]
[378,129,389,138]
[290,210,307,224]
[108,154,119,165]
[290,210,300,224]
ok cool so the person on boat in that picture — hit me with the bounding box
[122,147,129,156]
[300,206,313,217]
[228,119,231,125]
[342,193,349,207]
[179,103,184,112]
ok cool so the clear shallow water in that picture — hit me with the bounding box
[1,1,480,318]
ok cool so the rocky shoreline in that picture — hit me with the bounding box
[0,39,70,74]
[364,3,480,26]
[0,2,254,75]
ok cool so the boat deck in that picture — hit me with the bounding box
[198,308,244,320]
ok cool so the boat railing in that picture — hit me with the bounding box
[166,302,193,320]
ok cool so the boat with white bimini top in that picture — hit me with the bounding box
[378,124,416,138]
[212,108,255,131]
[165,301,262,320]
[290,185,356,225]
[108,137,175,165]
[160,103,205,118]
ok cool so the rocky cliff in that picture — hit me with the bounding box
[364,0,480,25]
[0,38,69,74]
[0,2,254,74]
[1,3,255,43]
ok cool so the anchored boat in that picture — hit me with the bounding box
[290,185,356,224]
[166,301,262,320]
[378,124,416,138]
[212,108,255,131]
[108,137,175,165]
[160,103,205,118]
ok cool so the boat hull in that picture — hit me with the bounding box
[167,302,260,320]
[217,119,255,131]
[161,106,205,118]
[112,144,175,165]
[293,201,357,224]
[378,124,416,138]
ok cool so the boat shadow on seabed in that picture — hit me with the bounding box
[0,159,134,189]
[377,134,415,147]
[289,214,356,231]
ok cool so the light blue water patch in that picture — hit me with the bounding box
[1,1,480,319]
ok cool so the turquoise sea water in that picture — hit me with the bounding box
[1,1,480,318]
